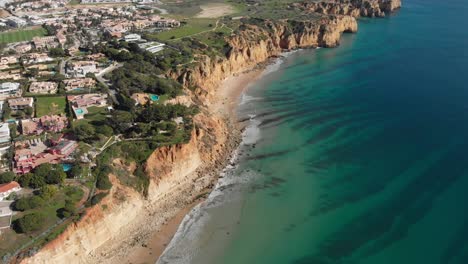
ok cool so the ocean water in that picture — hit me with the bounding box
[158,0,468,263]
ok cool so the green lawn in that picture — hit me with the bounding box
[35,96,67,117]
[84,106,108,122]
[151,18,217,41]
[0,27,47,44]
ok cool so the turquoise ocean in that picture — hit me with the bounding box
[158,0,468,263]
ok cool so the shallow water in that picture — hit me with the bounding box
[158,0,468,263]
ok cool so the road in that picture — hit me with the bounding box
[96,62,123,105]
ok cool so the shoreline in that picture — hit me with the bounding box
[120,67,266,264]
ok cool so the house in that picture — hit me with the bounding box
[138,42,165,54]
[0,123,10,144]
[0,182,21,201]
[67,61,98,78]
[0,56,18,66]
[48,140,77,156]
[0,82,21,99]
[21,53,53,64]
[32,36,59,50]
[13,138,77,174]
[63,78,96,91]
[29,81,58,94]
[15,44,32,54]
[155,18,180,28]
[124,33,142,42]
[8,97,34,111]
[21,115,67,135]
[39,115,68,133]
[0,72,21,81]
[67,93,108,119]
[6,16,27,28]
[21,119,42,135]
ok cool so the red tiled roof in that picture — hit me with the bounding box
[0,181,20,193]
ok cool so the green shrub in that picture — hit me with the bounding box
[14,213,45,233]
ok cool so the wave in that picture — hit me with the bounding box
[157,53,289,264]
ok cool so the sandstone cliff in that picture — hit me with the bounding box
[20,11,376,264]
[296,0,402,18]
[177,15,357,101]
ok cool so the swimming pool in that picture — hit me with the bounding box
[75,108,84,114]
[62,164,72,172]
[150,94,159,101]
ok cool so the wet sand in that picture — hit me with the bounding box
[120,68,265,264]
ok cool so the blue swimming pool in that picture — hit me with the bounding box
[62,164,72,172]
[150,94,159,101]
[75,108,84,114]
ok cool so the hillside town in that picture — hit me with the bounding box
[0,0,192,257]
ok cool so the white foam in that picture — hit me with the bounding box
[239,93,261,105]
[157,52,290,264]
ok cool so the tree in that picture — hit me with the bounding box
[96,166,112,190]
[14,213,45,233]
[109,110,133,133]
[18,173,33,187]
[29,174,46,189]
[3,104,11,120]
[95,125,113,137]
[0,171,14,184]
[34,164,52,178]
[24,106,34,117]
[16,110,25,119]
[68,164,83,179]
[39,185,58,200]
[49,47,65,57]
[74,123,96,142]
[28,196,45,209]
[58,199,76,218]
[14,198,31,211]
[45,170,66,184]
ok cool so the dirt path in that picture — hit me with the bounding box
[195,3,236,18]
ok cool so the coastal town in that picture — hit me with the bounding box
[0,0,197,260]
[0,0,403,263]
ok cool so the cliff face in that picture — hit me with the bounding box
[20,114,231,264]
[21,11,368,264]
[296,0,402,18]
[177,15,357,101]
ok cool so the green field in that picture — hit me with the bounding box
[0,28,47,44]
[35,96,67,117]
[151,18,217,41]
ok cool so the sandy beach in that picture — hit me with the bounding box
[117,68,265,264]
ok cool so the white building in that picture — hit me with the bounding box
[0,123,9,144]
[6,16,27,28]
[0,182,21,201]
[138,42,165,54]
[67,61,98,78]
[0,82,21,99]
[8,97,34,111]
[124,34,142,42]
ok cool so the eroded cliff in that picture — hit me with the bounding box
[296,0,402,18]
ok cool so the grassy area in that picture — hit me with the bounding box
[151,18,217,41]
[82,106,108,123]
[0,27,47,44]
[0,186,83,258]
[35,96,67,117]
